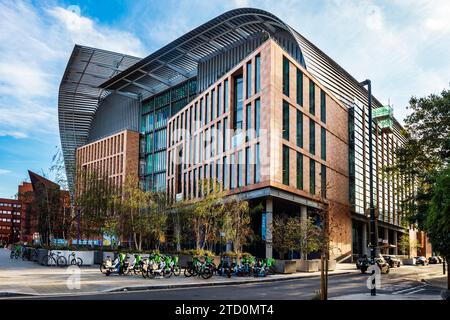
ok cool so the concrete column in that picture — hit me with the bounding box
[393,230,398,255]
[362,223,368,255]
[265,197,273,259]
[384,228,389,255]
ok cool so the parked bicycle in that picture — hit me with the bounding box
[184,256,213,279]
[41,251,66,267]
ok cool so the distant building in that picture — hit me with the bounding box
[0,198,22,245]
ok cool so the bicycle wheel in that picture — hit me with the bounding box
[71,257,83,267]
[172,265,181,276]
[146,269,156,279]
[184,267,193,277]
[57,256,67,267]
[201,267,213,279]
[163,269,172,279]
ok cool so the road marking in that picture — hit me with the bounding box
[392,285,426,295]
[405,288,425,295]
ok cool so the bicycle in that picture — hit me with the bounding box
[67,252,83,266]
[41,251,67,267]
[184,256,213,279]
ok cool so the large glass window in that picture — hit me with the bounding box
[309,80,315,115]
[296,152,303,190]
[321,164,327,198]
[255,99,260,137]
[255,143,260,183]
[224,117,229,152]
[200,98,204,126]
[297,110,303,148]
[246,61,252,98]
[230,154,236,189]
[321,127,326,160]
[233,75,244,147]
[282,145,289,185]
[246,147,251,185]
[205,94,209,123]
[320,89,326,123]
[309,119,315,155]
[238,150,244,187]
[211,89,216,120]
[283,100,290,140]
[217,84,222,116]
[223,156,228,190]
[224,79,229,113]
[283,56,289,96]
[255,55,261,93]
[246,103,251,142]
[297,68,303,106]
[310,159,316,194]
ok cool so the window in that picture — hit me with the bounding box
[255,143,260,183]
[246,103,251,142]
[255,99,260,137]
[297,68,303,106]
[246,61,252,98]
[296,152,303,190]
[246,147,251,185]
[309,80,315,115]
[230,154,236,189]
[309,119,315,155]
[321,127,326,160]
[224,117,229,152]
[283,56,289,96]
[224,79,229,113]
[310,159,315,194]
[282,145,290,185]
[255,54,261,93]
[223,156,228,190]
[211,89,216,120]
[200,98,204,125]
[205,94,209,123]
[233,75,244,147]
[238,150,244,187]
[320,89,326,123]
[218,84,222,115]
[321,164,327,198]
[296,110,303,148]
[283,100,290,140]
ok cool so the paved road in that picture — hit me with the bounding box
[26,264,444,300]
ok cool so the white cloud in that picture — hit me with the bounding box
[0,169,12,175]
[0,1,147,140]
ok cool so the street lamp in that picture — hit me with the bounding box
[359,79,378,296]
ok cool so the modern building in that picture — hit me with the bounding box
[0,198,22,244]
[59,8,416,259]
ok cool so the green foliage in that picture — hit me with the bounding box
[425,166,450,261]
[221,195,252,254]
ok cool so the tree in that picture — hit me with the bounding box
[191,179,225,250]
[297,217,321,260]
[397,234,410,257]
[272,214,296,259]
[222,195,252,254]
[425,166,450,290]
[75,170,114,238]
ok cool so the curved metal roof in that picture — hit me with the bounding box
[99,8,306,96]
[58,45,141,193]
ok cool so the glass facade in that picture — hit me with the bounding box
[309,80,315,115]
[283,56,289,96]
[140,78,197,191]
[283,100,290,140]
[310,159,315,194]
[296,110,303,148]
[296,152,303,190]
[309,119,315,155]
[233,75,244,147]
[282,145,289,185]
[321,126,326,160]
[246,61,252,98]
[297,68,303,106]
[321,164,327,198]
[255,99,260,137]
[255,55,261,93]
[320,89,326,123]
[255,143,260,183]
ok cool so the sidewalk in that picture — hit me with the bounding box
[330,293,442,300]
[0,248,357,297]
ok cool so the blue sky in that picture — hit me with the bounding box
[1,0,449,198]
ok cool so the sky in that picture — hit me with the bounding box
[0,0,449,198]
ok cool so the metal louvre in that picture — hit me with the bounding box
[99,8,307,98]
[58,45,141,193]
